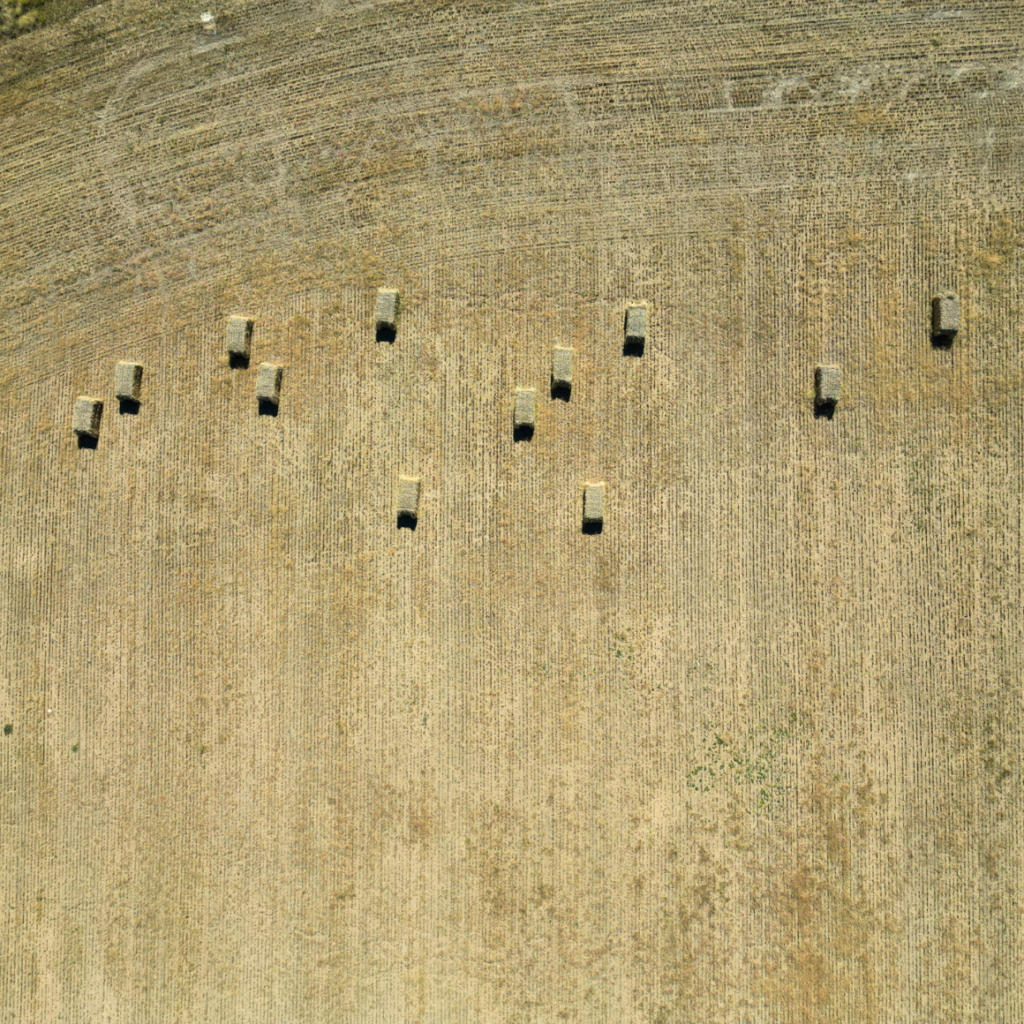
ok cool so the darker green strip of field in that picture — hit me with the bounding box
[1,0,105,40]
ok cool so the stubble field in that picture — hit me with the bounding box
[1,1,1023,1021]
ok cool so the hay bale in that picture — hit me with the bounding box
[113,361,143,402]
[815,365,841,405]
[226,316,253,360]
[256,363,283,405]
[513,388,536,429]
[552,347,574,389]
[372,288,395,331]
[397,475,421,520]
[73,397,103,438]
[932,292,959,338]
[583,482,606,526]
[625,305,647,343]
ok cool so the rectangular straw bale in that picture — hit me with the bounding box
[113,361,143,401]
[398,476,421,518]
[815,366,841,404]
[375,288,400,329]
[256,363,283,404]
[932,293,959,336]
[552,347,574,388]
[226,316,253,358]
[625,305,647,343]
[73,397,103,438]
[513,388,536,428]
[583,482,605,525]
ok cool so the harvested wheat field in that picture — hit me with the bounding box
[1,0,1023,1021]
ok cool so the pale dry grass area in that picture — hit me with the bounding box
[1,1,1023,1021]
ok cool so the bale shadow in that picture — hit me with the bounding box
[76,434,99,449]
[229,352,250,369]
[550,382,571,402]
[397,512,418,531]
[931,331,956,350]
[258,399,279,417]
[513,424,534,443]
[623,338,645,358]
[376,324,397,343]
[118,398,141,415]
[582,519,603,535]
[813,400,836,420]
